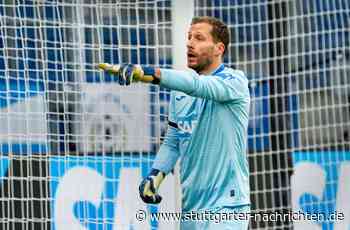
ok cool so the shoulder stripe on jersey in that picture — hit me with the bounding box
[216,69,246,81]
[212,64,225,75]
[215,72,237,80]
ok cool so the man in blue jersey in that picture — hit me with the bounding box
[99,16,250,229]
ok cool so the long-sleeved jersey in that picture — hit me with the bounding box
[152,64,250,212]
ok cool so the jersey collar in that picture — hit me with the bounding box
[211,64,225,75]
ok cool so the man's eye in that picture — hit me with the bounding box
[188,34,204,41]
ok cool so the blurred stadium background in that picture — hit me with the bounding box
[0,0,349,229]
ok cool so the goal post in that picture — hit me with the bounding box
[169,0,194,228]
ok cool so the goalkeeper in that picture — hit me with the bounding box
[99,16,250,229]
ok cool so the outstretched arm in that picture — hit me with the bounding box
[98,63,249,102]
[158,68,249,102]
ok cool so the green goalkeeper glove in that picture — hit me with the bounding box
[98,63,159,85]
[139,169,165,204]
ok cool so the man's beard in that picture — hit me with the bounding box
[189,57,212,74]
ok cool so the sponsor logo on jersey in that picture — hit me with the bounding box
[175,95,186,101]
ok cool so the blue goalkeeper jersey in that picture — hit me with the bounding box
[153,64,250,212]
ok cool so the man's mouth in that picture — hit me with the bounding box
[187,53,196,59]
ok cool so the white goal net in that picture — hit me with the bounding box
[195,0,350,229]
[0,0,349,230]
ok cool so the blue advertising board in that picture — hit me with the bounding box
[292,151,350,230]
[50,155,158,230]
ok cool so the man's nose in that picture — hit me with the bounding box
[187,38,194,49]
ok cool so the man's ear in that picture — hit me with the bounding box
[215,42,225,56]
